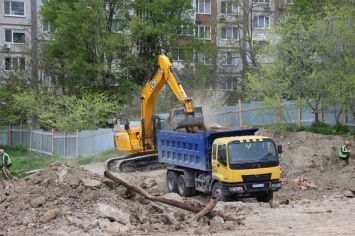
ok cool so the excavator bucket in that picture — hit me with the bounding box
[167,106,205,130]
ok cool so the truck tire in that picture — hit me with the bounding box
[256,191,273,203]
[166,171,178,193]
[212,182,229,202]
[177,175,191,197]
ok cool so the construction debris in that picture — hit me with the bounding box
[280,176,317,190]
[104,171,243,224]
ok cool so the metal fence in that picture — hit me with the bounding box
[0,126,116,158]
[206,99,354,128]
[0,99,353,158]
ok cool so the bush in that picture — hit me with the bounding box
[259,121,352,136]
[14,143,28,152]
[300,122,350,136]
[333,124,349,133]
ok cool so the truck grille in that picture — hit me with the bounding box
[242,174,271,182]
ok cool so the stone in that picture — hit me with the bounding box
[30,196,46,208]
[40,208,60,223]
[81,178,101,188]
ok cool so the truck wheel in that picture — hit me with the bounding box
[166,171,178,193]
[177,175,191,197]
[212,182,229,202]
[256,191,273,203]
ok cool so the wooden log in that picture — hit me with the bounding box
[189,197,219,223]
[104,171,243,224]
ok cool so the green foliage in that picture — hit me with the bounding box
[0,78,31,125]
[41,0,129,94]
[39,92,120,131]
[73,149,124,165]
[14,143,28,152]
[259,122,352,136]
[248,3,355,124]
[123,0,198,85]
[300,122,350,136]
[7,88,121,131]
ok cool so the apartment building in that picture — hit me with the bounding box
[0,0,292,90]
[1,1,34,72]
[194,0,292,90]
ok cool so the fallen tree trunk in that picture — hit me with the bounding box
[189,197,219,223]
[104,171,243,224]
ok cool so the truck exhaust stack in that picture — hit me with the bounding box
[167,106,205,130]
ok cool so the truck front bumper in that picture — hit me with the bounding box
[221,180,282,196]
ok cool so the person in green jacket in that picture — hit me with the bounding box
[338,140,351,166]
[1,149,12,180]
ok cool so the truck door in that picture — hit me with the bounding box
[211,144,229,181]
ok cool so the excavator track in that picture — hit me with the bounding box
[105,151,167,173]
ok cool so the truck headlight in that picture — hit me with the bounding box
[271,183,282,188]
[229,186,243,191]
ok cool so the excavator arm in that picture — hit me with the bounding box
[140,55,203,140]
[108,55,204,172]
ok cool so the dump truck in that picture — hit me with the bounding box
[157,127,282,202]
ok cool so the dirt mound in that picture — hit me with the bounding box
[1,129,355,235]
[256,129,355,200]
[0,162,241,236]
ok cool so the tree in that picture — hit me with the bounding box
[11,91,120,131]
[247,2,355,125]
[41,0,129,95]
[312,4,355,124]
[122,0,196,86]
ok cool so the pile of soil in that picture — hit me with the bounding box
[1,129,355,235]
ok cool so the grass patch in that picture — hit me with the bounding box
[71,149,128,165]
[1,146,128,180]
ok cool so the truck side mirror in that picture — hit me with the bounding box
[208,147,212,154]
[277,144,282,154]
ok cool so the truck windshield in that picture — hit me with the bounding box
[228,141,278,165]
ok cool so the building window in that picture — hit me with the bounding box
[197,52,211,65]
[5,29,25,43]
[254,0,270,3]
[176,25,194,36]
[218,77,238,90]
[42,20,54,33]
[5,57,25,71]
[221,27,238,40]
[4,1,25,16]
[221,52,239,65]
[196,0,211,14]
[195,26,211,40]
[42,74,52,86]
[171,49,187,61]
[282,0,294,4]
[221,1,238,14]
[254,16,270,29]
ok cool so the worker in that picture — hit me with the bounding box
[338,140,351,166]
[0,149,13,180]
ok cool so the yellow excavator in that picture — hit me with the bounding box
[105,55,205,172]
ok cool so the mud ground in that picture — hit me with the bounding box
[1,129,355,235]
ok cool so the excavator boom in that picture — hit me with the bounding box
[107,55,204,173]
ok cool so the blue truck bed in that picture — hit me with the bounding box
[157,128,259,171]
